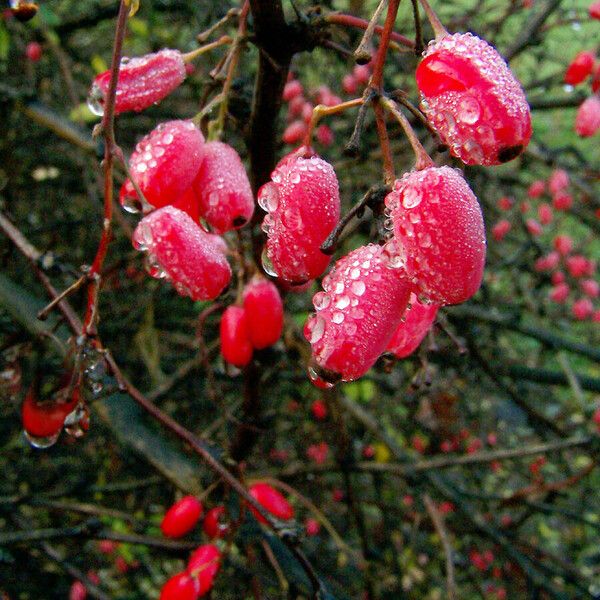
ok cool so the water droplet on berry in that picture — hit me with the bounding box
[24,429,60,449]
[313,292,330,310]
[309,315,325,343]
[122,195,142,214]
[335,295,350,309]
[290,172,301,184]
[64,404,90,438]
[402,186,423,209]
[351,281,366,296]
[144,254,167,279]
[332,311,344,324]
[261,248,278,277]
[458,96,480,124]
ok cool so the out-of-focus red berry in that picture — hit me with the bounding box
[552,192,573,211]
[572,297,594,320]
[497,196,514,211]
[305,518,321,536]
[187,544,221,596]
[69,581,87,600]
[342,74,358,95]
[549,283,570,303]
[575,96,600,137]
[316,124,334,147]
[248,483,294,523]
[283,79,303,101]
[203,506,228,539]
[580,279,600,298]
[25,41,42,61]
[590,1,600,19]
[538,203,553,225]
[242,277,284,349]
[492,219,511,241]
[525,218,543,236]
[306,441,329,464]
[564,51,596,85]
[566,255,595,278]
[282,120,307,145]
[548,169,569,195]
[528,180,545,198]
[311,399,328,420]
[220,306,254,367]
[554,235,573,256]
[161,496,203,538]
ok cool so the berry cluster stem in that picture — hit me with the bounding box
[303,97,363,148]
[181,35,233,64]
[417,0,447,40]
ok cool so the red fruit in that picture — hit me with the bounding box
[89,49,186,116]
[306,441,329,464]
[311,399,328,420]
[527,180,545,198]
[520,201,530,214]
[342,74,358,95]
[69,581,87,600]
[242,277,284,349]
[497,196,513,211]
[416,32,531,165]
[220,306,253,367]
[160,572,199,600]
[580,279,600,298]
[161,496,203,538]
[554,235,573,256]
[120,120,204,213]
[362,444,375,458]
[564,51,595,85]
[595,309,600,323]
[438,501,455,515]
[487,432,498,446]
[552,192,572,211]
[283,79,303,101]
[466,438,482,454]
[402,494,414,507]
[548,169,569,195]
[187,545,221,596]
[282,120,307,145]
[133,207,231,301]
[572,298,594,320]
[353,64,371,85]
[566,255,595,278]
[386,293,439,358]
[98,540,119,554]
[301,102,314,123]
[551,271,566,285]
[575,96,600,137]
[591,1,600,19]
[538,203,553,225]
[25,41,42,62]
[440,439,453,453]
[305,244,412,382]
[534,252,559,272]
[248,482,294,523]
[259,151,340,284]
[593,408,600,426]
[192,141,254,233]
[593,65,600,93]
[305,518,320,536]
[492,219,511,241]
[203,506,228,539]
[412,434,427,453]
[385,166,486,305]
[22,388,78,444]
[287,95,305,119]
[316,124,334,147]
[332,488,345,502]
[525,218,543,236]
[549,283,570,303]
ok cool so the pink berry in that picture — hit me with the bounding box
[283,79,303,102]
[551,271,566,285]
[316,123,334,147]
[203,506,229,539]
[25,41,42,62]
[593,65,600,93]
[187,545,221,596]
[248,482,294,523]
[69,581,87,600]
[311,399,327,420]
[549,283,570,303]
[89,49,186,116]
[342,74,358,95]
[120,120,204,213]
[353,64,371,85]
[416,32,531,165]
[161,496,203,538]
[304,244,412,382]
[259,150,340,284]
[282,120,307,145]
[242,277,284,349]
[220,306,253,367]
[306,441,329,464]
[527,180,545,198]
[564,51,595,85]
[525,218,543,236]
[386,293,439,358]
[580,279,600,298]
[192,141,254,233]
[575,96,600,137]
[301,102,314,123]
[287,95,305,119]
[492,219,511,241]
[566,255,595,278]
[133,207,231,300]
[554,235,573,256]
[497,196,513,211]
[305,518,321,536]
[538,203,553,225]
[160,572,199,600]
[552,192,573,211]
[548,169,569,195]
[591,1,600,19]
[572,297,594,320]
[534,252,560,272]
[385,166,486,305]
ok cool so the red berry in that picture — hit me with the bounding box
[332,488,345,502]
[282,120,307,145]
[305,244,412,382]
[187,545,221,596]
[69,581,87,600]
[120,120,204,213]
[525,218,543,236]
[133,207,231,301]
[306,441,329,464]
[353,64,371,85]
[316,124,334,147]
[362,444,375,458]
[305,518,321,536]
[22,388,78,444]
[259,151,340,284]
[572,298,594,320]
[161,496,203,538]
[552,192,573,211]
[527,180,545,198]
[564,51,595,85]
[593,408,600,426]
[342,74,358,95]
[438,501,454,515]
[301,102,314,123]
[192,141,254,233]
[202,506,228,539]
[311,399,328,420]
[575,95,600,137]
[534,252,559,272]
[160,572,199,600]
[549,283,570,303]
[287,95,306,119]
[89,49,186,116]
[242,277,284,349]
[386,293,438,358]
[554,235,573,256]
[283,79,303,102]
[220,306,253,367]
[385,166,486,305]
[551,271,565,285]
[25,41,42,61]
[548,169,569,195]
[248,482,294,523]
[580,279,600,298]
[497,196,513,211]
[566,255,595,278]
[492,219,511,241]
[591,1,600,18]
[416,32,531,165]
[538,203,553,225]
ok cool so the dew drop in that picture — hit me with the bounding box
[313,292,331,311]
[261,248,278,277]
[24,429,60,449]
[309,315,326,343]
[335,295,350,309]
[332,312,344,324]
[86,84,105,117]
[351,280,366,296]
[402,185,423,209]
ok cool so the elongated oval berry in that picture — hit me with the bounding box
[160,572,199,600]
[385,166,486,305]
[191,142,254,233]
[575,96,600,137]
[386,293,439,358]
[416,32,531,165]
[202,506,229,539]
[187,544,221,596]
[248,482,294,523]
[259,151,340,284]
[564,51,596,85]
[120,120,204,213]
[161,496,203,538]
[305,244,412,382]
[242,277,284,349]
[88,49,186,116]
[133,207,231,301]
[220,306,253,367]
